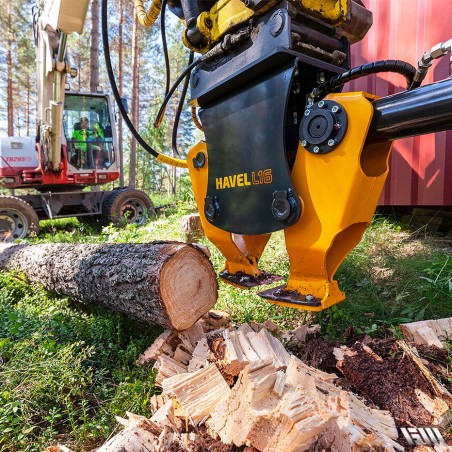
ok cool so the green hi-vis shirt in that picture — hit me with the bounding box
[72,129,95,152]
[72,124,104,152]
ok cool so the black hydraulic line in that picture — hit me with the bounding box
[161,0,171,97]
[154,57,202,127]
[368,77,452,142]
[313,60,417,99]
[172,51,194,157]
[102,0,161,158]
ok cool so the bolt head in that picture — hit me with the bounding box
[331,106,339,113]
[328,139,335,146]
[301,140,307,147]
[305,294,315,302]
[318,101,325,108]
[313,146,320,153]
[304,109,311,117]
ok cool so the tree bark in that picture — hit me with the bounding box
[90,0,100,92]
[118,0,124,187]
[0,242,218,331]
[7,0,14,136]
[129,13,139,188]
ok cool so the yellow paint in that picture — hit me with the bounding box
[185,94,393,312]
[266,92,393,311]
[294,0,348,23]
[198,0,254,46]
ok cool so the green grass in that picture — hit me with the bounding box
[0,200,451,449]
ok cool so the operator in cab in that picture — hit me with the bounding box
[71,116,104,168]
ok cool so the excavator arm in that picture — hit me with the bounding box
[35,0,89,171]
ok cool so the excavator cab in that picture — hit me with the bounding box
[63,92,117,171]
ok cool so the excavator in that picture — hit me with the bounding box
[2,0,451,314]
[0,0,154,241]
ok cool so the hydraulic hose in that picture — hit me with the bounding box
[312,60,417,100]
[134,0,162,27]
[154,57,202,128]
[172,52,194,157]
[102,0,187,168]
[161,0,170,97]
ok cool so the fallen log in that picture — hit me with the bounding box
[0,242,218,330]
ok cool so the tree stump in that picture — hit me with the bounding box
[180,214,204,243]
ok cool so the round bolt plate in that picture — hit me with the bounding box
[299,100,348,155]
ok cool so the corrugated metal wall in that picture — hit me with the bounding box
[348,0,452,205]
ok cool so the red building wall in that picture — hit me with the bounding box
[348,0,452,205]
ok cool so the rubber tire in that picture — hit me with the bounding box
[0,195,40,241]
[100,189,155,227]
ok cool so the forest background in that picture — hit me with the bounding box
[0,0,199,198]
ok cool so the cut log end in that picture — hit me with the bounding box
[161,245,218,331]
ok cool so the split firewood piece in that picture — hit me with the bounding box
[316,412,403,451]
[136,330,180,366]
[153,355,187,387]
[251,328,291,369]
[150,393,171,414]
[334,392,402,450]
[256,356,401,452]
[115,411,151,428]
[187,337,210,372]
[265,329,291,367]
[162,363,231,425]
[177,321,205,353]
[250,319,280,333]
[249,393,330,452]
[272,370,287,397]
[0,242,218,330]
[199,310,231,332]
[150,399,182,432]
[173,344,192,365]
[401,318,452,349]
[281,324,309,344]
[336,340,452,426]
[96,418,161,451]
[209,363,281,446]
[208,329,249,380]
[285,354,337,386]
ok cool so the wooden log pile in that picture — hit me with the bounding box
[47,316,452,451]
[93,312,422,452]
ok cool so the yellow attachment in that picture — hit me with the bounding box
[197,0,254,46]
[134,0,162,27]
[267,92,393,311]
[292,0,348,24]
[156,153,188,168]
[187,142,270,278]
